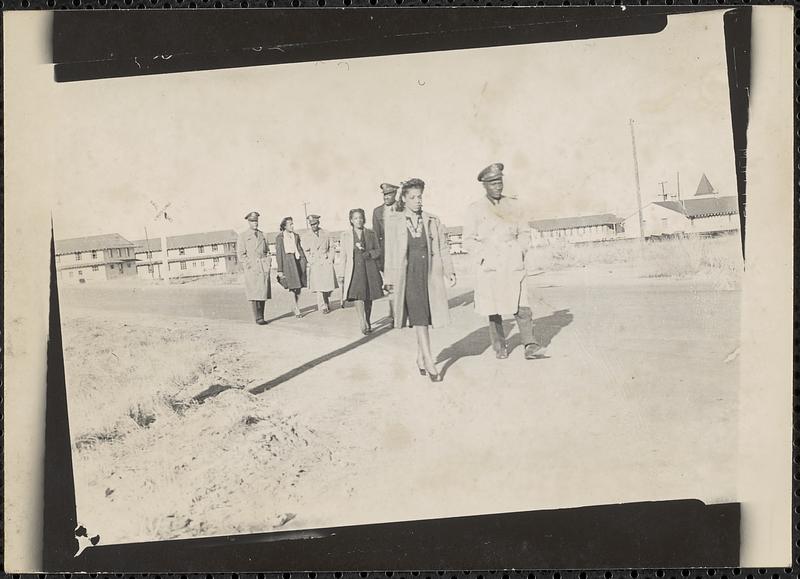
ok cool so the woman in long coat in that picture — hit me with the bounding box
[237,211,272,325]
[275,216,308,318]
[383,178,456,381]
[340,208,383,334]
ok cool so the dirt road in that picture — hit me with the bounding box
[60,266,740,545]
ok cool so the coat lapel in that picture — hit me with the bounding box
[422,212,435,259]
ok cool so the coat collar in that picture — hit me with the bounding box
[404,209,436,221]
[483,193,518,206]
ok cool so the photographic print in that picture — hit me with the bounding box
[3,6,794,572]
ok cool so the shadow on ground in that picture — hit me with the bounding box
[248,317,394,395]
[223,291,562,395]
[247,290,477,393]
[437,309,574,378]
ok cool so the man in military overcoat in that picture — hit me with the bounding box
[302,214,338,314]
[237,211,272,325]
[463,163,543,359]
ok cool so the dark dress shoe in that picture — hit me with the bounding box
[256,320,268,326]
[496,347,509,359]
[524,343,544,359]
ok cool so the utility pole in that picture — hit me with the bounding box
[150,201,173,284]
[629,119,645,240]
[302,201,310,223]
[144,226,155,280]
[658,180,668,201]
[677,170,686,212]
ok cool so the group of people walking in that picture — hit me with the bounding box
[237,162,543,382]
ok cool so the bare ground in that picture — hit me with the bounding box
[60,248,742,546]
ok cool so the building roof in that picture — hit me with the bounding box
[694,173,717,197]
[133,229,238,252]
[653,196,739,218]
[55,233,135,255]
[446,226,463,236]
[530,213,623,232]
[651,200,686,214]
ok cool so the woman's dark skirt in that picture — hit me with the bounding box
[282,255,307,291]
[403,228,432,327]
[347,247,383,301]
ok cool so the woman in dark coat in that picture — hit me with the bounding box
[275,216,308,318]
[340,208,383,334]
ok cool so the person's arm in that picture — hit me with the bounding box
[437,219,456,284]
[462,204,484,267]
[237,234,247,265]
[365,229,382,260]
[296,233,308,263]
[382,218,398,287]
[372,208,382,242]
[338,232,349,282]
[322,233,331,260]
[275,235,285,275]
[300,234,312,264]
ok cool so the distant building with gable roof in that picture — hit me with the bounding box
[623,174,740,238]
[132,229,239,279]
[55,233,138,284]
[530,213,624,243]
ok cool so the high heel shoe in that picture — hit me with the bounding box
[417,366,427,376]
[428,372,443,383]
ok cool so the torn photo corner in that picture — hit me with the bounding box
[2,5,794,572]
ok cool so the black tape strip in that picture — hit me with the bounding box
[50,8,680,82]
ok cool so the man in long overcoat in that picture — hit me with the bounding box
[372,182,400,321]
[302,214,338,314]
[372,182,400,271]
[237,211,272,325]
[463,163,543,359]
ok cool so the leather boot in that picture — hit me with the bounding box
[255,301,267,325]
[488,315,508,359]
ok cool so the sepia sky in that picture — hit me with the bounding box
[22,10,735,240]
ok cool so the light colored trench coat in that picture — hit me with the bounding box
[237,228,272,301]
[383,210,455,329]
[302,229,338,293]
[463,195,531,317]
